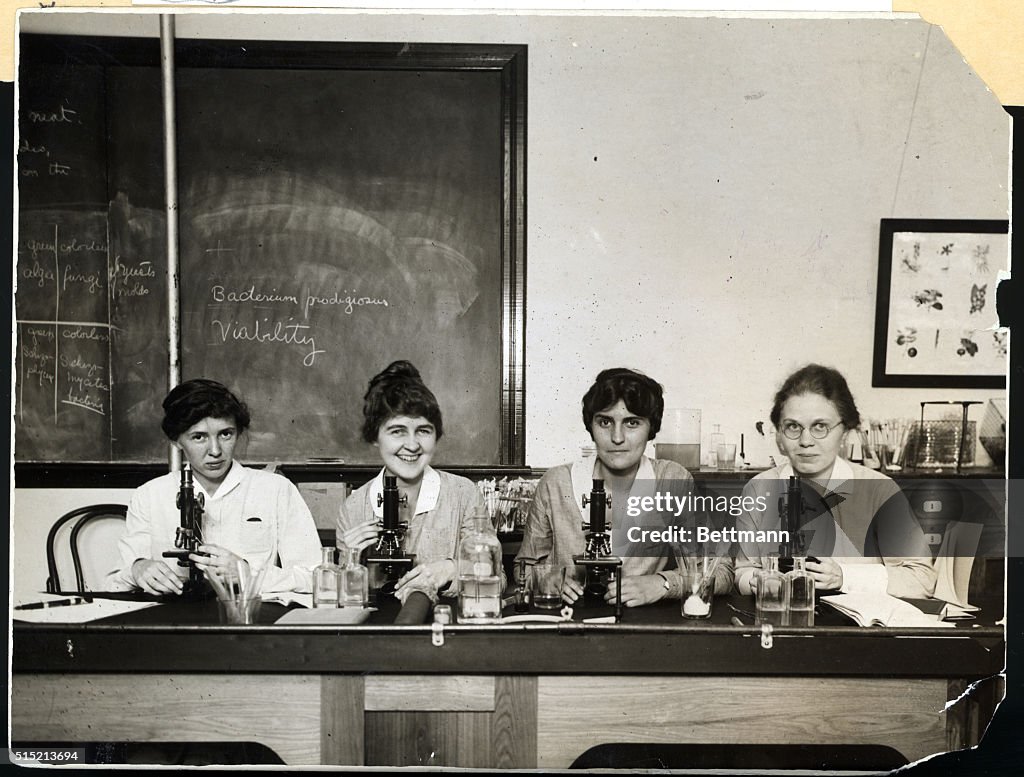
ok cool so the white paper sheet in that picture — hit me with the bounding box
[12,597,161,623]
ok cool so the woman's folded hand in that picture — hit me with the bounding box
[605,574,668,607]
[395,559,456,597]
[805,557,844,590]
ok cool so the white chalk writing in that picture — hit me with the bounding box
[22,260,55,287]
[62,238,106,254]
[18,138,48,155]
[211,285,299,306]
[27,105,77,124]
[63,265,105,295]
[212,317,324,367]
[111,257,155,298]
[66,371,110,393]
[61,326,108,343]
[112,257,156,281]
[59,353,103,376]
[303,290,390,319]
[26,364,55,387]
[62,386,105,415]
[25,238,55,258]
[22,343,55,362]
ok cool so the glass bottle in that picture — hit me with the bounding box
[709,424,725,469]
[457,512,503,623]
[787,556,815,627]
[754,553,789,626]
[338,545,369,608]
[312,546,341,608]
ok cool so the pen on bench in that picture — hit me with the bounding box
[15,597,91,610]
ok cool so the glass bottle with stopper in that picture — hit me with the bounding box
[572,478,623,621]
[313,547,341,608]
[457,512,503,623]
[364,474,416,597]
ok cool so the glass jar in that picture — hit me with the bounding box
[338,545,369,608]
[312,546,341,608]
[457,512,503,623]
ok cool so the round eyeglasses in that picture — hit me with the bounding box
[780,420,843,440]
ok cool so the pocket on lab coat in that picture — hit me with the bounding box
[239,518,273,559]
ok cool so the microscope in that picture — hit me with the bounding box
[776,475,816,572]
[364,474,416,598]
[161,466,207,599]
[572,478,623,621]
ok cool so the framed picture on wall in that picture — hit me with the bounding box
[872,218,1009,388]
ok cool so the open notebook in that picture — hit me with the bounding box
[821,592,954,628]
[822,520,985,628]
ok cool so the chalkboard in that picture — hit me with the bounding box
[15,36,526,467]
[16,56,168,463]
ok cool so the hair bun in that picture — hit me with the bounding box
[368,360,422,390]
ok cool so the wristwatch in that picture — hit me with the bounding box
[656,572,671,592]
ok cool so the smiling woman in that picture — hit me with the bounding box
[336,361,495,604]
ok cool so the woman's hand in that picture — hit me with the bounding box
[395,559,456,597]
[340,519,382,555]
[131,558,184,595]
[560,570,585,604]
[191,543,248,580]
[605,574,669,608]
[805,557,844,590]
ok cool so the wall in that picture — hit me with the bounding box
[11,488,135,601]
[12,10,1010,593]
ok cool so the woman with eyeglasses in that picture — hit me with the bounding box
[734,364,935,598]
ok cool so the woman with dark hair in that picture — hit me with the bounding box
[336,360,491,603]
[516,368,733,608]
[106,379,322,595]
[734,364,935,598]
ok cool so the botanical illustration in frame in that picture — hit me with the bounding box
[873,218,1008,388]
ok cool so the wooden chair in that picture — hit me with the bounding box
[46,504,128,594]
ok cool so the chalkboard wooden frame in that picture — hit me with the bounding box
[16,34,527,476]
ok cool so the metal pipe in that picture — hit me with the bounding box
[160,14,182,472]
